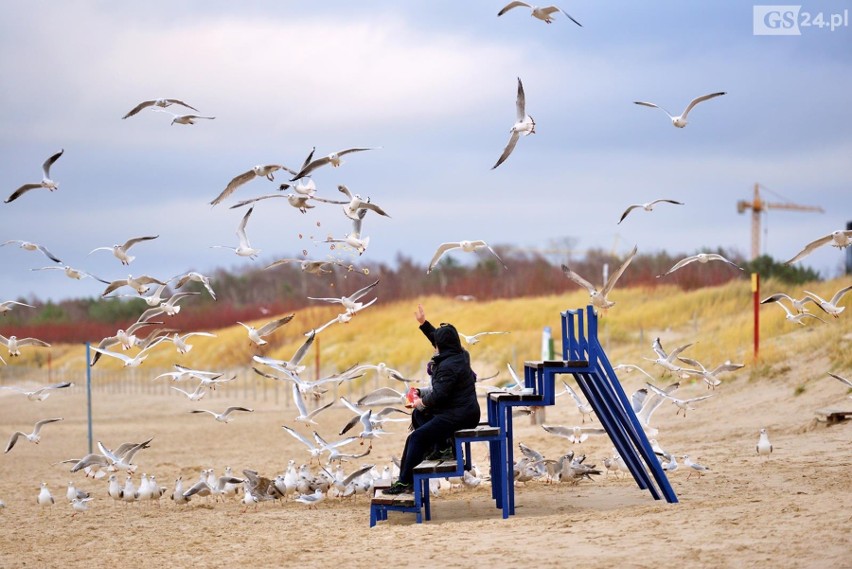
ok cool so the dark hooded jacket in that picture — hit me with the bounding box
[418,323,480,423]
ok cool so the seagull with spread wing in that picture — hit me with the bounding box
[210,164,298,206]
[1,239,62,263]
[634,91,726,128]
[618,199,684,224]
[5,149,64,203]
[5,418,63,453]
[785,230,852,265]
[562,245,638,312]
[492,77,535,170]
[427,240,507,274]
[89,235,158,266]
[190,406,254,423]
[0,381,73,402]
[290,147,376,181]
[211,206,261,259]
[657,252,743,278]
[238,313,295,346]
[122,98,199,119]
[497,2,582,25]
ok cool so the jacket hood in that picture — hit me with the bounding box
[434,323,463,354]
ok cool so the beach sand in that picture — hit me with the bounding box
[0,351,849,569]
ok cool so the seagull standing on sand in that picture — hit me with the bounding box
[757,428,773,455]
[428,240,507,274]
[1,240,62,263]
[89,235,159,265]
[618,199,684,224]
[682,455,710,479]
[122,98,199,119]
[784,230,852,265]
[5,149,64,203]
[5,418,63,453]
[633,92,726,128]
[211,207,261,259]
[657,253,743,278]
[37,483,55,508]
[562,245,638,312]
[238,313,295,346]
[497,2,582,25]
[492,77,535,170]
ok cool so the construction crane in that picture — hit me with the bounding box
[736,183,824,260]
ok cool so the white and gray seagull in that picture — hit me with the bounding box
[337,185,390,221]
[827,372,852,399]
[122,98,199,119]
[238,313,295,346]
[634,91,726,128]
[290,147,376,181]
[89,235,158,266]
[0,300,36,316]
[0,381,73,401]
[1,240,62,263]
[189,406,254,423]
[211,206,262,259]
[210,164,298,206]
[325,208,371,255]
[785,230,852,265]
[497,2,582,25]
[802,285,852,318]
[428,240,507,274]
[562,245,638,312]
[307,279,379,313]
[32,265,109,284]
[5,418,63,453]
[618,199,684,224]
[492,77,535,170]
[5,149,64,203]
[657,253,743,278]
[152,108,215,125]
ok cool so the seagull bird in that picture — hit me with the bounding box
[457,330,509,346]
[210,164,298,206]
[89,235,158,265]
[89,340,166,368]
[307,279,379,313]
[211,206,261,259]
[337,185,390,221]
[497,2,582,25]
[760,292,818,314]
[0,300,36,316]
[70,438,153,474]
[657,253,743,278]
[558,380,594,423]
[251,330,316,375]
[32,264,109,283]
[677,357,744,389]
[37,482,55,507]
[0,334,50,357]
[5,418,63,453]
[294,488,326,508]
[160,331,217,355]
[618,199,684,224]
[290,147,375,181]
[492,77,535,170]
[238,313,295,346]
[265,257,343,275]
[173,271,217,300]
[428,240,507,274]
[562,245,638,312]
[122,98,199,119]
[5,149,64,203]
[1,240,62,263]
[827,372,852,399]
[305,298,378,336]
[762,300,826,326]
[756,428,773,455]
[645,382,713,416]
[291,383,334,426]
[169,383,208,401]
[152,108,215,125]
[0,381,73,401]
[325,208,371,255]
[189,406,254,423]
[634,92,726,128]
[785,230,852,265]
[802,285,852,318]
[644,337,694,375]
[541,424,606,444]
[682,455,710,479]
[101,274,168,297]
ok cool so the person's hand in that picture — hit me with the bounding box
[414,304,426,325]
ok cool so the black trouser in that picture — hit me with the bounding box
[397,407,478,484]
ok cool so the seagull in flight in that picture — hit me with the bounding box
[211,206,261,259]
[785,230,852,265]
[677,356,744,389]
[5,418,63,453]
[5,149,64,203]
[562,245,638,312]
[307,279,379,313]
[0,334,50,357]
[122,98,199,119]
[89,235,158,265]
[238,313,295,346]
[492,77,535,170]
[305,298,378,336]
[337,185,390,221]
[101,274,168,297]
[644,337,694,375]
[190,406,254,423]
[541,424,606,444]
[290,147,376,181]
[827,372,852,399]
[457,330,510,346]
[802,285,852,318]
[173,271,217,300]
[252,330,316,375]
[152,109,215,125]
[210,164,298,206]
[497,2,582,25]
[325,208,371,255]
[0,381,73,401]
[760,292,818,314]
[1,240,62,263]
[618,199,684,224]
[645,382,713,416]
[32,264,110,283]
[0,300,35,316]
[265,258,343,275]
[634,92,726,128]
[428,240,507,274]
[762,299,826,326]
[657,252,743,278]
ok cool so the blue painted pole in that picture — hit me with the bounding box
[85,342,93,454]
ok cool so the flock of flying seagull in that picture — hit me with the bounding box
[2,3,852,516]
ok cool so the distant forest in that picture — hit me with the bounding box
[2,248,820,343]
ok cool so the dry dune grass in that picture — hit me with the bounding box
[0,278,850,568]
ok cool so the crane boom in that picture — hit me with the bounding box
[737,183,824,260]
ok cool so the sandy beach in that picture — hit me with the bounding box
[0,343,849,569]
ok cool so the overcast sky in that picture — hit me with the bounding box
[1,1,850,303]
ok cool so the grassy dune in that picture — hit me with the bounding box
[10,276,851,386]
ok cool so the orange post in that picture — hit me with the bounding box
[751,273,760,361]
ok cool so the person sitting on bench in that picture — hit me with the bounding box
[385,306,481,495]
